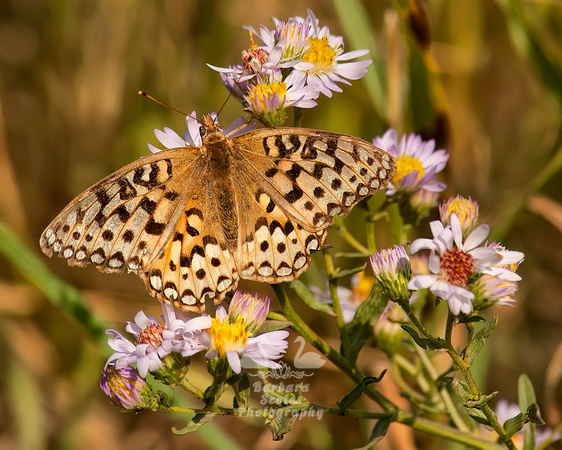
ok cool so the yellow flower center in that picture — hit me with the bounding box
[302,37,339,72]
[249,81,287,111]
[393,156,425,185]
[446,198,477,225]
[209,316,249,356]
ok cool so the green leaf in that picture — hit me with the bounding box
[289,280,336,315]
[518,374,537,412]
[401,325,444,350]
[504,413,526,440]
[266,412,298,441]
[337,371,387,410]
[458,315,486,324]
[346,283,388,361]
[256,320,292,334]
[235,373,251,408]
[355,414,395,450]
[465,317,498,366]
[172,412,218,435]
[329,264,367,280]
[465,407,491,426]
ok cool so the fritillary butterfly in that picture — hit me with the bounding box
[40,115,396,311]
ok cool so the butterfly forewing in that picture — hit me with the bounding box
[233,128,395,230]
[40,121,396,312]
[40,151,204,274]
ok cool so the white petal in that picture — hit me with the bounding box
[464,224,490,250]
[428,251,441,273]
[408,274,437,290]
[496,250,525,265]
[410,238,436,254]
[429,220,445,238]
[227,351,242,374]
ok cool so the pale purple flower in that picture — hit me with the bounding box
[245,70,319,114]
[373,129,449,196]
[106,303,211,378]
[199,300,289,374]
[440,195,480,235]
[370,245,412,303]
[99,365,151,410]
[408,214,500,315]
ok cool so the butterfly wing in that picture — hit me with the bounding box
[40,149,205,276]
[227,127,396,284]
[143,182,239,311]
[232,127,396,231]
[229,165,328,284]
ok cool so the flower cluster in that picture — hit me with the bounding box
[407,196,524,315]
[100,291,288,409]
[372,129,449,217]
[209,10,372,127]
[369,196,524,316]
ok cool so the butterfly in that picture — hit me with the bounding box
[40,115,396,311]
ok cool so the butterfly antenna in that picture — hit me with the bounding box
[138,91,200,122]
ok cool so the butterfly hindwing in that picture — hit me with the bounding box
[230,169,327,283]
[144,188,239,310]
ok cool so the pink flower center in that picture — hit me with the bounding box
[439,249,474,286]
[138,324,165,348]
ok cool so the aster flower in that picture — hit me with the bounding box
[228,290,270,334]
[370,245,412,303]
[106,303,211,378]
[148,112,255,153]
[99,365,155,410]
[198,293,289,374]
[408,214,502,315]
[470,274,519,310]
[213,10,371,101]
[244,70,319,127]
[440,195,480,235]
[373,129,449,196]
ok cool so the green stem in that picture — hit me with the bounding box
[324,253,352,356]
[334,216,371,256]
[413,344,470,432]
[177,378,204,401]
[273,284,395,411]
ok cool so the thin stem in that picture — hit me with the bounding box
[273,284,396,411]
[324,253,352,355]
[334,216,371,256]
[177,378,204,401]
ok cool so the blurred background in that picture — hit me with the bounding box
[0,0,560,448]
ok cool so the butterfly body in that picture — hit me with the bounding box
[40,115,396,311]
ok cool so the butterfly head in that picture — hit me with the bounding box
[200,114,226,145]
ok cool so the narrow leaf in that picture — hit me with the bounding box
[355,414,395,450]
[346,283,388,361]
[337,371,387,410]
[172,413,218,435]
[289,279,336,315]
[401,325,444,350]
[466,317,498,366]
[504,413,526,440]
